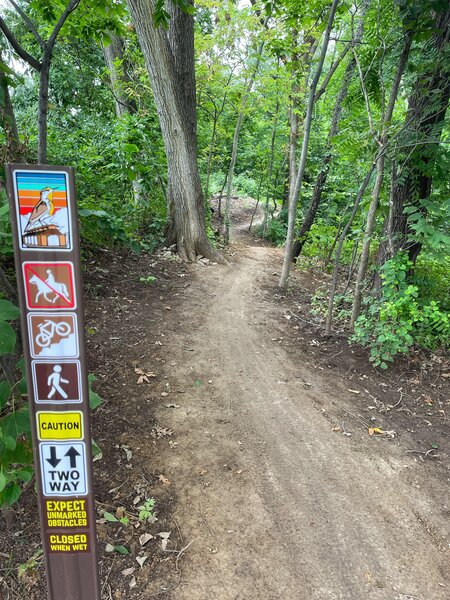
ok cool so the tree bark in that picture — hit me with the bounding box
[279,0,340,290]
[127,0,221,261]
[292,0,370,261]
[325,160,377,334]
[0,51,19,150]
[350,29,413,327]
[103,34,137,118]
[223,39,264,243]
[379,9,450,267]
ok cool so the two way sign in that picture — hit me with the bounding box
[39,442,87,496]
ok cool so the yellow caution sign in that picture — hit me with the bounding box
[37,411,83,440]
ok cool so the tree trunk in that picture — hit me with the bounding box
[103,34,144,205]
[378,9,450,267]
[103,34,137,117]
[127,0,220,261]
[292,0,370,261]
[350,29,413,327]
[279,0,340,290]
[224,40,264,243]
[0,51,19,151]
[38,58,50,164]
[262,100,279,236]
[325,160,377,334]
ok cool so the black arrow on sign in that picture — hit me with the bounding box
[65,446,80,468]
[46,446,61,468]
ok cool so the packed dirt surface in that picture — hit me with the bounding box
[2,201,449,600]
[152,227,449,600]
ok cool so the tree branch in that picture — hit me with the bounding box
[7,0,45,49]
[314,43,351,102]
[47,0,81,52]
[0,15,41,71]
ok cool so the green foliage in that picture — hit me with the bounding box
[0,192,13,257]
[352,253,450,368]
[138,498,156,523]
[261,217,286,246]
[88,373,103,410]
[0,299,33,509]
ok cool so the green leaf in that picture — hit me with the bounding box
[88,374,103,410]
[0,299,20,321]
[0,321,16,354]
[92,439,102,460]
[1,406,31,438]
[2,482,21,507]
[0,470,7,492]
[113,545,129,555]
[16,467,33,483]
[103,511,118,522]
[0,380,11,410]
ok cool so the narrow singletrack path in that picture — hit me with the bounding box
[146,228,449,600]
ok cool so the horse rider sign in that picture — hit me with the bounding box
[23,262,76,309]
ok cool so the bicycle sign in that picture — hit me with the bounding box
[28,313,79,358]
[23,262,76,310]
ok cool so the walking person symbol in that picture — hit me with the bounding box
[47,365,69,399]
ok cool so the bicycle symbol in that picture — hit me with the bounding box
[36,319,72,348]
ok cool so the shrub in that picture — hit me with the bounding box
[352,253,450,368]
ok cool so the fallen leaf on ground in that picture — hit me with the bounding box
[105,543,115,553]
[159,474,171,485]
[136,555,148,568]
[122,567,135,576]
[121,445,132,461]
[158,531,171,551]
[332,427,341,432]
[139,533,153,546]
[129,577,137,589]
[200,469,208,475]
[135,368,156,384]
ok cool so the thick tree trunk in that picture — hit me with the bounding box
[292,0,370,261]
[378,9,450,267]
[279,0,340,290]
[127,0,220,261]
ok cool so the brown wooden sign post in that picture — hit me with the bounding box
[6,164,100,600]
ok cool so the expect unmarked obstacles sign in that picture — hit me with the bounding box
[6,164,100,600]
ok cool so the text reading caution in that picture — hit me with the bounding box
[46,499,88,528]
[37,411,83,441]
[39,442,87,496]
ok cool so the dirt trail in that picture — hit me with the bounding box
[149,229,449,600]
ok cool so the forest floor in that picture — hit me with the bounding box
[1,199,450,600]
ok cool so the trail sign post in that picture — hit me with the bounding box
[6,164,100,600]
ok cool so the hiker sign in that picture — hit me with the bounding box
[32,360,82,404]
[6,164,100,600]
